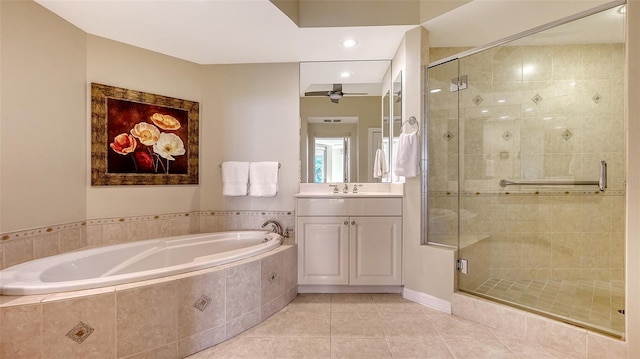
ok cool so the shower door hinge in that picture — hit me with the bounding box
[450,75,468,92]
[457,258,468,274]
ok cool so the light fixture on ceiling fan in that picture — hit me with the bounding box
[304,83,367,104]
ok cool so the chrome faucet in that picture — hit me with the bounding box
[343,183,349,193]
[261,220,283,236]
[352,184,361,193]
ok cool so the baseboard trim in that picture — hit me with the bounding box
[297,285,402,294]
[402,287,451,314]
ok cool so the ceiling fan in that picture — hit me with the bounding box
[304,84,367,103]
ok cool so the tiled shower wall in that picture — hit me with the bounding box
[0,211,295,270]
[427,43,625,286]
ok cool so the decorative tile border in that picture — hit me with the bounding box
[1,220,86,242]
[1,210,294,243]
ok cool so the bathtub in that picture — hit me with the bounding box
[0,230,282,295]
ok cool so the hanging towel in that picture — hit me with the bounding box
[373,148,388,179]
[222,161,249,196]
[249,161,279,197]
[395,131,419,177]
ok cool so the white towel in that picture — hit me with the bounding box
[373,148,388,179]
[222,161,249,196]
[249,161,279,197]
[395,131,419,177]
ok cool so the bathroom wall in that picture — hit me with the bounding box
[201,63,300,213]
[399,26,458,307]
[86,35,205,220]
[0,0,87,232]
[1,1,300,234]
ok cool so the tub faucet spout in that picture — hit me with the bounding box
[261,220,283,236]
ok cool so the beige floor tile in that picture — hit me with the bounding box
[372,294,425,314]
[286,293,331,313]
[386,337,454,358]
[272,337,331,358]
[331,293,376,312]
[501,338,579,358]
[432,314,497,339]
[331,338,391,359]
[443,338,515,359]
[278,310,331,337]
[240,310,284,338]
[209,337,275,358]
[331,311,384,338]
[379,312,439,338]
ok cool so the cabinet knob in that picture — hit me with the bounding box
[351,220,356,225]
[344,221,349,225]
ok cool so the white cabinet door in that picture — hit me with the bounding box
[349,216,402,285]
[298,217,350,285]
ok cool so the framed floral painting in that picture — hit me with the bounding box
[91,83,199,185]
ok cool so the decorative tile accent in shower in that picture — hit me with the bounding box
[592,93,603,104]
[65,321,95,344]
[561,129,573,141]
[472,95,484,105]
[531,93,543,104]
[502,131,513,141]
[443,131,455,141]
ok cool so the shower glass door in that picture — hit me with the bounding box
[426,4,626,338]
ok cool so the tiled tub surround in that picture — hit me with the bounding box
[0,244,297,358]
[0,210,295,270]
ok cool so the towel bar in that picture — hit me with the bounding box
[499,161,607,192]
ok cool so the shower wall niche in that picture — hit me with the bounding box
[425,4,626,338]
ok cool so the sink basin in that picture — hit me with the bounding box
[295,183,403,198]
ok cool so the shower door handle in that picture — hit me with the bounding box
[599,160,607,192]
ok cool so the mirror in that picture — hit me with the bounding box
[300,60,392,183]
[390,71,402,182]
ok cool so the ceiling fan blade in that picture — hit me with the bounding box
[305,91,330,96]
[342,92,368,96]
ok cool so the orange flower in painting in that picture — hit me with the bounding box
[150,113,181,130]
[110,133,137,155]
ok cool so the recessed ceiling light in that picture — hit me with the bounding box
[338,71,353,78]
[340,39,359,48]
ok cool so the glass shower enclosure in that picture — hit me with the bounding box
[424,2,626,338]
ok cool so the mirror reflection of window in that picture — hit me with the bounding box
[314,137,349,183]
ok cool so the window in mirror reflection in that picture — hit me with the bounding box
[314,137,350,183]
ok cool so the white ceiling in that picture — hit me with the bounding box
[35,0,622,96]
[35,0,618,66]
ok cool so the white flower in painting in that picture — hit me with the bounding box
[153,132,185,160]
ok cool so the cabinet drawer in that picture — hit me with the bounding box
[297,198,402,216]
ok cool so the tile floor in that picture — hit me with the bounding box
[186,293,576,358]
[473,279,625,337]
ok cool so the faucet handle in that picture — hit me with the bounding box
[352,184,360,193]
[329,184,339,193]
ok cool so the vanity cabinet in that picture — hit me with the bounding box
[296,197,402,286]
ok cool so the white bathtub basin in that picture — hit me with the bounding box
[0,230,281,295]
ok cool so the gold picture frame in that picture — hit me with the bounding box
[91,83,199,185]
